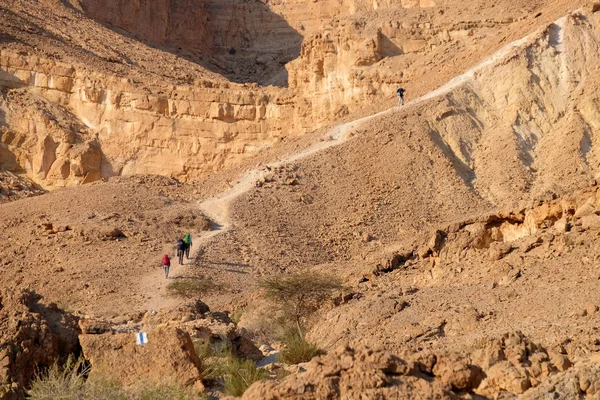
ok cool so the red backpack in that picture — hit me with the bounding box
[162,254,170,265]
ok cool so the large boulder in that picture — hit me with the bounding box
[143,301,262,362]
[179,312,263,362]
[79,326,204,391]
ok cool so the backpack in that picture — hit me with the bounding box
[397,88,405,96]
[162,254,169,265]
[184,233,191,244]
[177,239,185,250]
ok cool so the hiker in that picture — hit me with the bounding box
[397,87,406,106]
[184,233,193,259]
[176,238,186,265]
[162,254,171,279]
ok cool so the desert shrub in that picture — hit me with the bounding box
[193,340,267,396]
[260,272,342,337]
[229,309,243,324]
[223,356,269,397]
[27,356,89,400]
[28,356,205,400]
[280,330,326,364]
[194,341,228,382]
[166,276,220,298]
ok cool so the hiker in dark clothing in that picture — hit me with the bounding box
[397,87,406,106]
[176,238,186,265]
[184,233,193,259]
[162,254,171,278]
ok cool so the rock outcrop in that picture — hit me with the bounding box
[0,48,299,188]
[244,333,576,399]
[0,0,566,190]
[0,171,44,203]
[79,326,205,391]
[0,290,79,400]
[0,88,102,189]
[142,300,263,361]
[243,346,453,399]
[77,300,261,392]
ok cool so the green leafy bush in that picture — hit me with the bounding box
[193,340,268,396]
[194,341,228,382]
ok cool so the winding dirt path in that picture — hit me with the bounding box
[138,22,548,311]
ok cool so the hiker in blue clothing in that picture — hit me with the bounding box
[176,238,186,265]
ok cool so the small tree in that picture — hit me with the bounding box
[260,272,342,338]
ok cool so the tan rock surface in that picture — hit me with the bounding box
[79,326,204,391]
[242,346,454,399]
[3,1,600,399]
[0,290,79,399]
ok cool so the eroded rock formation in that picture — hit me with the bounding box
[243,332,574,399]
[0,290,79,400]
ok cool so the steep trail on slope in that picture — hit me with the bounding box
[137,17,564,311]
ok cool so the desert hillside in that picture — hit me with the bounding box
[2,1,600,399]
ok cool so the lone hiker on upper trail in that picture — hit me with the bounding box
[184,233,193,259]
[162,254,171,279]
[397,87,406,106]
[176,238,186,265]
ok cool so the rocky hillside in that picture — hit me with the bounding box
[3,0,600,399]
[0,0,587,188]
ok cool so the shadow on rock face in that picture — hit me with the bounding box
[78,0,303,87]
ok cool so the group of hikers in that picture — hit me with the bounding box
[161,233,193,278]
[158,89,406,280]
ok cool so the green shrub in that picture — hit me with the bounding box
[166,276,220,298]
[223,356,269,397]
[229,309,243,324]
[193,340,268,396]
[194,341,228,382]
[280,330,326,364]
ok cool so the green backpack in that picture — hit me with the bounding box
[184,233,191,244]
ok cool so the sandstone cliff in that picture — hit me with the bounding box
[0,48,299,188]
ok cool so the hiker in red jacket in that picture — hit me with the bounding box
[162,254,171,278]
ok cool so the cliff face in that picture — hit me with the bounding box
[76,0,438,86]
[0,0,582,190]
[0,49,298,188]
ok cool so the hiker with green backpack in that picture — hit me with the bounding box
[184,233,193,259]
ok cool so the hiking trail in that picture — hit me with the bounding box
[138,22,548,311]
